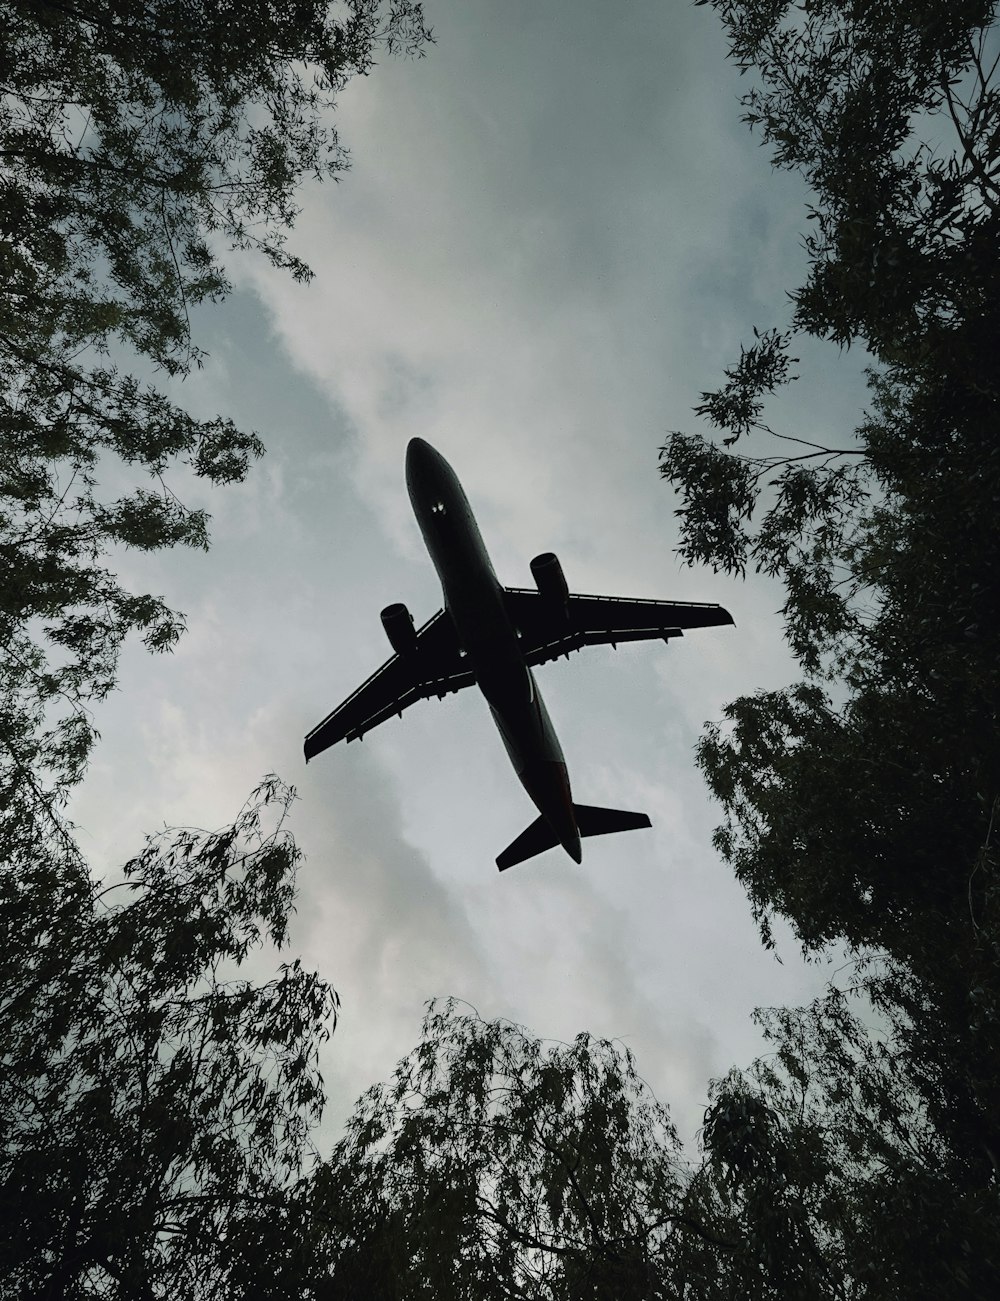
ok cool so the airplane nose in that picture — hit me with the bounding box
[406,438,455,511]
[405,437,434,492]
[406,437,433,470]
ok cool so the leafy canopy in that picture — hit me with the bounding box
[0,0,431,843]
[663,0,1000,1243]
[313,999,725,1301]
[305,992,999,1298]
[0,777,339,1301]
[1,5,429,1295]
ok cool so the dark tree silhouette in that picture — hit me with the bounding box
[0,0,431,855]
[0,777,339,1299]
[662,0,1000,1283]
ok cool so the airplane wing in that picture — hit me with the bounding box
[304,610,474,759]
[502,588,734,668]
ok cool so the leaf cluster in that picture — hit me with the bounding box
[0,775,339,1300]
[699,0,999,358]
[661,0,1000,1273]
[310,998,718,1301]
[1,0,432,860]
[700,984,1000,1299]
[296,992,1000,1299]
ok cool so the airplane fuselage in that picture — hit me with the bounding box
[405,438,582,862]
[307,438,731,867]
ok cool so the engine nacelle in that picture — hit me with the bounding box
[381,602,418,655]
[530,551,569,613]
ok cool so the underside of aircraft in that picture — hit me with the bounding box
[305,439,733,870]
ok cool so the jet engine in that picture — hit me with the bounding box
[530,551,569,613]
[381,602,418,655]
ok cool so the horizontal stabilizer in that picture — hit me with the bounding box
[574,803,652,839]
[496,815,561,872]
[496,804,652,872]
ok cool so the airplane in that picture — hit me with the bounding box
[305,438,734,871]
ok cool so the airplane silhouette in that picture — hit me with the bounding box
[305,439,733,870]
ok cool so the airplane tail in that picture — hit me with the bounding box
[496,804,651,872]
[496,815,560,872]
[573,803,652,839]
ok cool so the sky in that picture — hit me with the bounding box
[69,0,874,1154]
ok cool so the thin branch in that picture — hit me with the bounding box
[765,428,866,456]
[941,63,1000,216]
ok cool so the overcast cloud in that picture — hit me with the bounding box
[70,0,873,1150]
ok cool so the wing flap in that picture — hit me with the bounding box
[503,587,733,667]
[304,609,474,758]
[521,625,684,667]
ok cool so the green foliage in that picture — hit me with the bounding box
[702,985,1000,1299]
[698,0,998,358]
[310,998,728,1301]
[1,8,434,1295]
[666,0,1000,669]
[299,994,1000,1299]
[663,0,1000,1283]
[0,776,339,1300]
[0,0,432,849]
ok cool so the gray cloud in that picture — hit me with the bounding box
[70,0,873,1154]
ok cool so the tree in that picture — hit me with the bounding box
[0,776,340,1300]
[307,992,998,1301]
[309,998,737,1301]
[701,983,1000,1299]
[0,1,431,851]
[307,994,1000,1300]
[662,0,1000,1216]
[2,8,432,1293]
